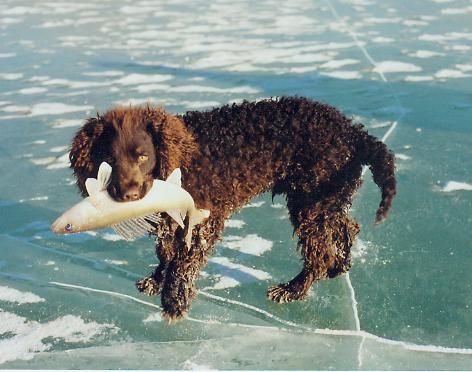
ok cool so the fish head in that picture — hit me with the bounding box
[51,198,98,235]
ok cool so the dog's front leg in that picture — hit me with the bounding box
[160,217,223,323]
[136,216,178,296]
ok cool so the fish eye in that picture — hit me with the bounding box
[65,223,73,232]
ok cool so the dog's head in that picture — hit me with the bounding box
[69,106,197,201]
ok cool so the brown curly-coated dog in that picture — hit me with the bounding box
[69,97,396,322]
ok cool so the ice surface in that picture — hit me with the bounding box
[0,0,471,369]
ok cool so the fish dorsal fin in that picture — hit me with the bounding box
[165,168,181,187]
[85,178,100,197]
[111,213,161,240]
[97,162,112,190]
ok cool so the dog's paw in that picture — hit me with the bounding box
[267,283,308,304]
[160,280,196,324]
[161,308,188,324]
[136,276,163,296]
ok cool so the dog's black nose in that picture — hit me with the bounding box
[123,186,140,201]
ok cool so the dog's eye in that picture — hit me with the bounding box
[138,154,149,163]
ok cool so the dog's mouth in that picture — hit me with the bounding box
[108,180,153,202]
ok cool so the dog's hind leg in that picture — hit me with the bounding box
[268,169,362,303]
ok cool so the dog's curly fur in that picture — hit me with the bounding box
[69,97,396,322]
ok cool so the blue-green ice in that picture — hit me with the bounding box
[0,0,471,369]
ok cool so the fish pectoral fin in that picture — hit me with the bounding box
[112,215,157,240]
[97,162,112,190]
[85,178,100,197]
[166,209,185,229]
[165,168,182,187]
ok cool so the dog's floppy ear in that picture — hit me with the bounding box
[69,116,112,196]
[146,109,198,179]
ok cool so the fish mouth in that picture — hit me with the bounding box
[51,217,65,234]
[51,216,73,235]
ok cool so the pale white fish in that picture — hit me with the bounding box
[51,162,210,248]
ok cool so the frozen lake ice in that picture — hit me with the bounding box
[0,0,471,369]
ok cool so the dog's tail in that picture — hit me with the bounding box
[356,127,396,223]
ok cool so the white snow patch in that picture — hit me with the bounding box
[170,85,260,94]
[0,73,23,80]
[132,83,171,93]
[440,181,472,192]
[101,233,126,241]
[281,53,335,64]
[0,311,117,364]
[29,75,50,82]
[404,75,434,82]
[30,157,55,166]
[0,286,45,304]
[83,70,124,77]
[319,59,360,69]
[321,71,362,80]
[52,119,83,128]
[30,103,93,117]
[41,78,109,89]
[222,234,273,256]
[115,73,173,85]
[408,50,445,58]
[395,153,411,161]
[288,66,319,74]
[435,69,471,79]
[456,64,472,72]
[2,6,40,15]
[243,201,265,208]
[143,313,162,323]
[403,19,429,27]
[182,101,221,109]
[204,275,240,290]
[224,219,246,229]
[449,44,471,51]
[18,196,48,203]
[104,259,128,266]
[441,7,472,15]
[419,32,472,43]
[114,98,155,106]
[49,145,69,153]
[364,17,402,24]
[0,104,30,113]
[45,153,70,169]
[0,17,24,25]
[18,87,48,95]
[209,257,271,281]
[373,61,422,74]
[372,36,395,43]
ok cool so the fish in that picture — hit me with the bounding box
[51,162,210,248]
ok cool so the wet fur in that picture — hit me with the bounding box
[69,97,396,322]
